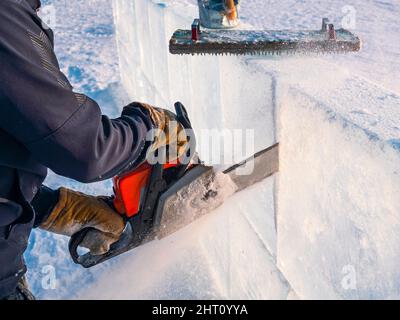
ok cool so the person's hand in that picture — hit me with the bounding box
[124,102,189,164]
[40,188,125,255]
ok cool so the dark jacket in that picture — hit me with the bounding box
[0,0,152,298]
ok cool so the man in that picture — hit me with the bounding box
[0,0,188,299]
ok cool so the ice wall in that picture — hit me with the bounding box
[265,58,400,299]
[112,0,400,299]
[110,0,286,300]
[113,0,276,160]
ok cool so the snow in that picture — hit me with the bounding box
[23,0,400,300]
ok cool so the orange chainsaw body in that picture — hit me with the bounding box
[113,162,179,218]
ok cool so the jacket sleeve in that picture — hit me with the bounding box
[0,0,153,183]
[31,185,59,228]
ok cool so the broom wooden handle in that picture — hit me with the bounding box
[225,0,237,21]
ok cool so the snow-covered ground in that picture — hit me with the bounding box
[24,0,400,299]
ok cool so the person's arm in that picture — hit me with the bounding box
[0,0,153,183]
[0,1,191,257]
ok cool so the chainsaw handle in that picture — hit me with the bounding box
[68,223,135,268]
[174,101,197,169]
[68,228,93,266]
[174,102,192,130]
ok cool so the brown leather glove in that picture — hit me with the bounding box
[40,188,125,255]
[129,102,189,163]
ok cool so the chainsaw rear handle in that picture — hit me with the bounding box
[68,228,92,266]
[69,223,136,268]
[174,101,197,176]
[68,102,196,268]
[174,101,192,130]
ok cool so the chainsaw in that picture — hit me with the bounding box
[68,102,279,268]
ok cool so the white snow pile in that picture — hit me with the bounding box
[24,0,400,300]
